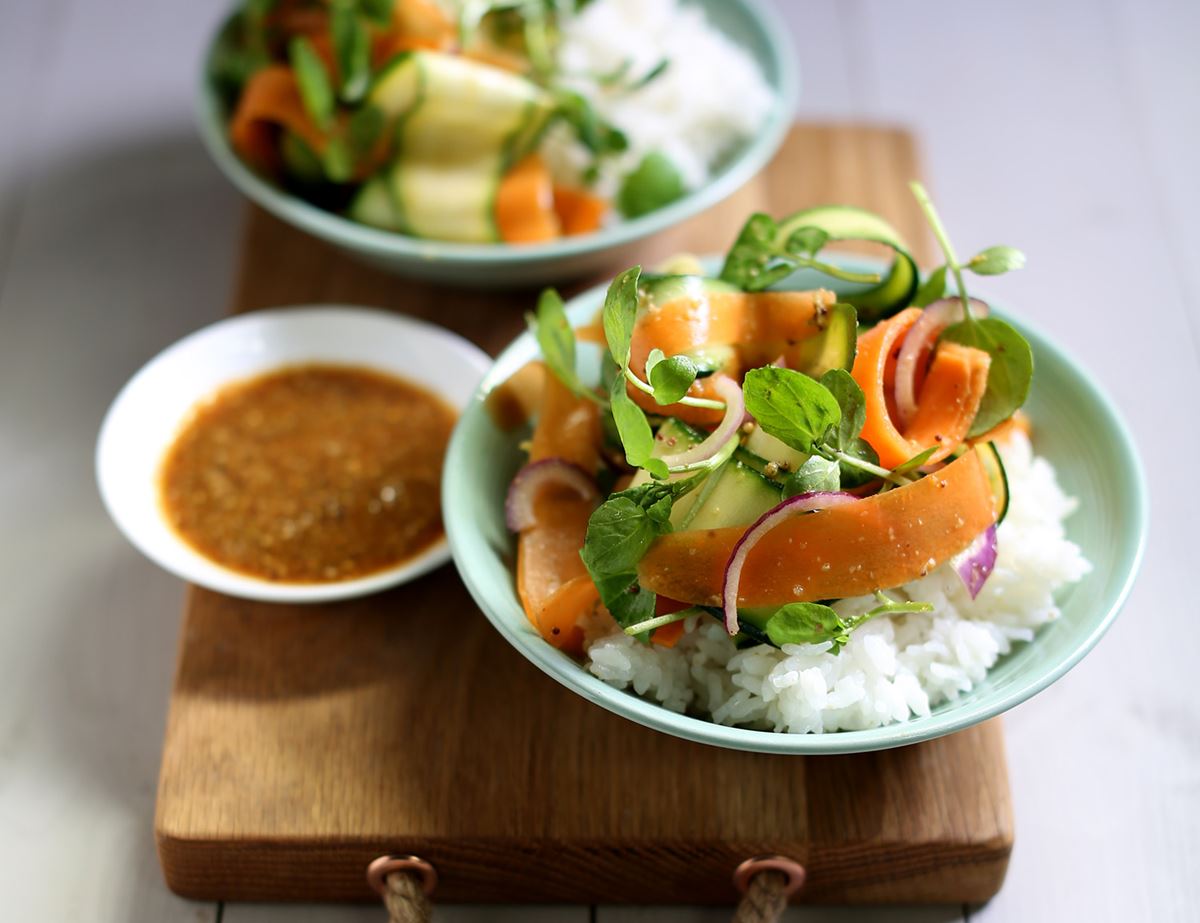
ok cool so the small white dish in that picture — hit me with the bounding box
[96,306,491,603]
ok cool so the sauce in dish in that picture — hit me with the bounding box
[159,363,456,583]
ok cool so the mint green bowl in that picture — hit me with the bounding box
[443,258,1148,754]
[196,1,798,287]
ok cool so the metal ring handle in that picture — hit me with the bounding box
[733,854,806,897]
[367,855,438,897]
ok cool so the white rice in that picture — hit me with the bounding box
[583,432,1092,733]
[544,0,775,200]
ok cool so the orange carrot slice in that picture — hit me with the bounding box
[485,361,545,431]
[229,66,329,172]
[516,370,604,637]
[903,341,991,462]
[393,0,456,48]
[651,620,687,648]
[553,184,607,236]
[628,289,836,425]
[516,485,595,636]
[529,371,601,472]
[637,447,998,607]
[496,155,562,244]
[648,596,691,647]
[534,573,610,655]
[853,307,992,467]
[852,307,922,468]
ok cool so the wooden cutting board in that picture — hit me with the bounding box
[155,124,1013,906]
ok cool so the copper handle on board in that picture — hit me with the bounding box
[363,852,805,922]
[368,855,437,923]
[732,855,807,923]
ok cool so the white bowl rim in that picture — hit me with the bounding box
[96,305,492,603]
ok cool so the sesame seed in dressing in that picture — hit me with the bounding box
[159,363,456,583]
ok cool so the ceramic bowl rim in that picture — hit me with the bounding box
[443,261,1149,754]
[97,305,492,604]
[194,0,800,267]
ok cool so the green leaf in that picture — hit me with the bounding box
[617,151,686,219]
[607,582,657,632]
[785,225,829,257]
[596,58,633,87]
[892,446,937,476]
[814,368,879,486]
[719,213,794,291]
[647,354,698,405]
[783,455,840,496]
[913,264,948,307]
[602,265,642,365]
[555,90,628,157]
[966,245,1026,276]
[819,369,866,449]
[580,478,698,630]
[837,438,881,489]
[332,1,371,103]
[208,40,271,99]
[609,374,656,468]
[579,496,659,576]
[629,58,670,91]
[941,316,1034,436]
[288,37,335,131]
[359,0,395,24]
[763,593,935,652]
[529,288,593,400]
[743,367,841,456]
[324,137,356,183]
[766,602,850,650]
[644,457,670,480]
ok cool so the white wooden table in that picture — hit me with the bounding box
[1,0,1196,920]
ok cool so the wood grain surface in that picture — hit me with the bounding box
[154,124,1013,906]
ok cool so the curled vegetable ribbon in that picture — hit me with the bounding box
[851,307,991,469]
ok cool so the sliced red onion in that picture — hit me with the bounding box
[720,491,858,635]
[894,297,990,428]
[951,525,998,599]
[505,459,599,532]
[660,376,744,469]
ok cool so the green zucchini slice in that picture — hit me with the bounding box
[364,51,553,242]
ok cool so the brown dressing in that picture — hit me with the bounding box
[159,364,456,583]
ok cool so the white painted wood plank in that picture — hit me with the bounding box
[0,0,238,920]
[222,904,589,922]
[828,1,1200,922]
[762,0,857,117]
[597,907,964,922]
[1105,0,1200,355]
[0,0,68,281]
[0,157,234,920]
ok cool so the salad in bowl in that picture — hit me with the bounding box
[204,0,784,246]
[445,183,1144,750]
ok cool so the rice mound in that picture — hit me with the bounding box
[583,432,1092,734]
[544,0,775,200]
